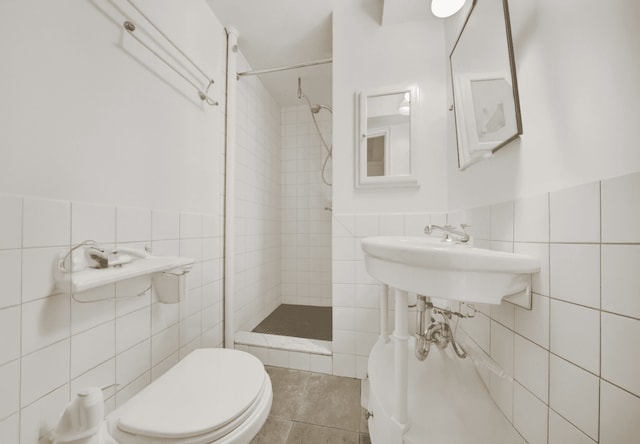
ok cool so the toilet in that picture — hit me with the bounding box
[47,348,272,444]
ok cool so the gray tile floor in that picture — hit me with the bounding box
[251,366,371,444]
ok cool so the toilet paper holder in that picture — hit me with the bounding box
[152,264,193,304]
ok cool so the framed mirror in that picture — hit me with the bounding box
[451,0,522,170]
[356,87,420,188]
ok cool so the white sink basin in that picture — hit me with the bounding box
[361,236,540,305]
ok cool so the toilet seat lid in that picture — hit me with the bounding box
[116,348,267,439]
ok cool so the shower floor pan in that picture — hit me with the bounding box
[252,304,332,341]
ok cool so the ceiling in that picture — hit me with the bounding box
[206,0,333,108]
[205,0,437,108]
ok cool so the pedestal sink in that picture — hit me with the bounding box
[361,236,540,305]
[361,235,540,443]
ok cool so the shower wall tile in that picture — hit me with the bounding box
[22,197,70,248]
[0,194,22,250]
[550,181,600,243]
[601,171,640,243]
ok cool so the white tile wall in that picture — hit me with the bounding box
[451,172,639,443]
[0,191,223,442]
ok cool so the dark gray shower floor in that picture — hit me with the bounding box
[252,304,332,341]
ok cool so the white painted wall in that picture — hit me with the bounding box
[332,0,449,214]
[0,0,226,214]
[446,0,640,210]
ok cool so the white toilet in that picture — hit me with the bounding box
[47,348,272,444]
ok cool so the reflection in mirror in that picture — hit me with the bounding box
[357,88,419,188]
[451,0,522,170]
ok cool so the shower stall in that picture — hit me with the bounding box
[224,29,333,358]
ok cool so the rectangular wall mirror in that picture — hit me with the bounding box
[451,0,522,170]
[356,87,420,188]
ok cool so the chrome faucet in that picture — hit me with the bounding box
[424,224,470,243]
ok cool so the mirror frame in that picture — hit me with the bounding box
[355,86,420,188]
[450,0,522,170]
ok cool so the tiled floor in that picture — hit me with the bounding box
[251,366,371,444]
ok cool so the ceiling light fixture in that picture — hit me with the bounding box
[431,0,466,18]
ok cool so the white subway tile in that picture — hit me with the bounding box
[404,214,428,236]
[514,193,549,242]
[267,348,288,367]
[332,237,355,261]
[70,358,116,399]
[0,306,19,367]
[549,410,596,444]
[333,284,356,308]
[151,210,180,241]
[549,355,599,440]
[333,215,355,237]
[491,201,514,242]
[116,339,150,388]
[355,215,379,237]
[490,373,513,422]
[309,354,332,375]
[289,351,310,371]
[601,171,640,243]
[0,194,21,250]
[21,339,70,407]
[355,307,379,334]
[333,330,355,354]
[21,247,62,303]
[151,239,180,257]
[464,206,491,240]
[332,307,355,331]
[71,202,116,245]
[514,335,549,403]
[379,214,404,235]
[180,238,202,262]
[550,299,600,374]
[515,294,550,348]
[355,284,379,309]
[355,332,377,356]
[602,245,640,319]
[600,380,640,444]
[513,383,548,444]
[71,321,115,378]
[490,302,515,330]
[0,250,21,309]
[179,213,202,239]
[116,307,150,354]
[23,197,70,248]
[550,181,600,243]
[21,293,70,355]
[0,413,19,444]
[514,242,550,296]
[460,312,490,354]
[202,214,218,238]
[151,324,179,367]
[0,360,20,420]
[332,260,355,284]
[71,289,115,335]
[601,312,640,396]
[490,321,514,375]
[116,206,151,243]
[550,244,600,308]
[19,384,69,444]
[332,353,356,378]
[116,371,150,408]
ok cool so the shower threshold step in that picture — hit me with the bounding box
[235,331,332,356]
